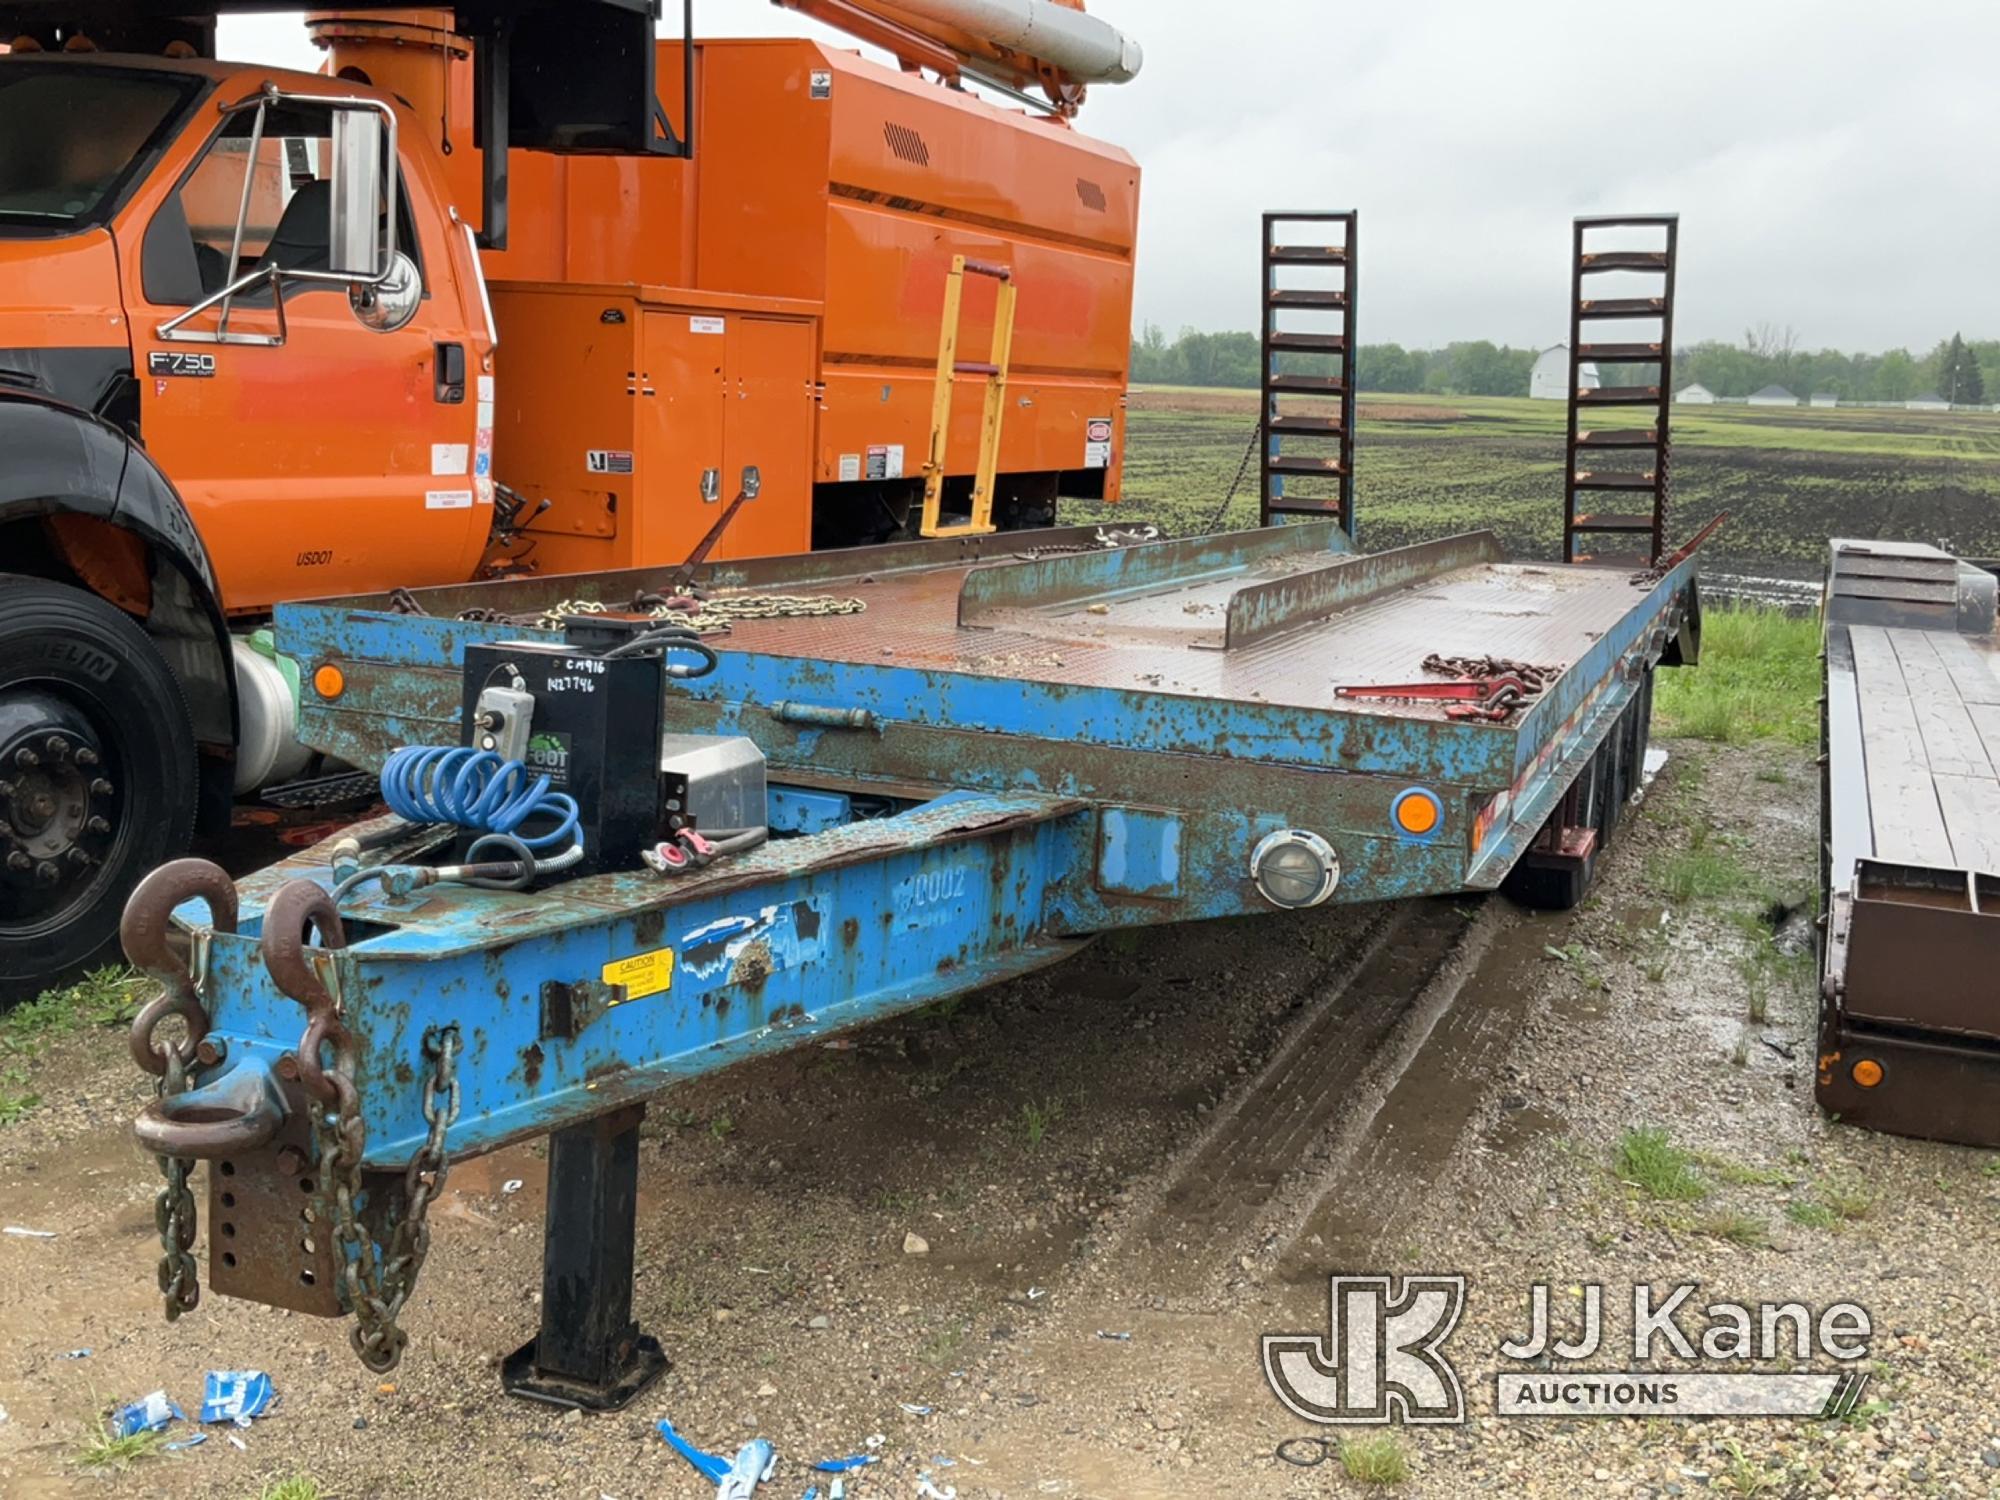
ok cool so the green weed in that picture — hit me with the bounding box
[1700,1212,1772,1249]
[1018,1096,1066,1150]
[255,1480,327,1500]
[1784,1199,1838,1230]
[1717,1441,1780,1496]
[73,1413,164,1473]
[1338,1432,1410,1484]
[1614,1126,1707,1202]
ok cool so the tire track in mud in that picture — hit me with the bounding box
[1112,895,1510,1298]
[1275,909,1549,1281]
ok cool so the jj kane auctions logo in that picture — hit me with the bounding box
[1264,1276,1876,1424]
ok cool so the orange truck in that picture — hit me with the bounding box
[0,0,1141,999]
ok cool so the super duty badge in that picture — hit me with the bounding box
[148,351,216,378]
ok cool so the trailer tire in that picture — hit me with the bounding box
[0,577,198,1006]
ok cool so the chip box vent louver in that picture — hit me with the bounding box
[884,122,931,167]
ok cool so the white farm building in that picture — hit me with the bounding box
[1906,392,1951,412]
[1747,384,1799,407]
[1529,345,1601,401]
[1677,382,1717,405]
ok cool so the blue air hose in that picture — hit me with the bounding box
[378,745,581,853]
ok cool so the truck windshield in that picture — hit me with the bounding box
[0,63,203,232]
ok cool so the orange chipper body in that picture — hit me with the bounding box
[314,11,1139,574]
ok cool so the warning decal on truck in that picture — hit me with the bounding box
[587,450,636,475]
[1085,417,1114,469]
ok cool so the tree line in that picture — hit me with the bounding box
[1130,323,1998,405]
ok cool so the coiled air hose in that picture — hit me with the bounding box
[379,745,581,851]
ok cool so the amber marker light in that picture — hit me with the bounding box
[313,663,347,700]
[1851,1059,1884,1088]
[1391,787,1444,840]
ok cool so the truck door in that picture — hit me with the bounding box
[129,95,486,613]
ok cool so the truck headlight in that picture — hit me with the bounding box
[1251,829,1340,909]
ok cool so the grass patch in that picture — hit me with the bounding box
[918,1324,967,1367]
[72,1413,164,1473]
[1813,1176,1875,1222]
[1784,1198,1838,1230]
[1654,605,1820,747]
[255,1481,326,1500]
[1018,1096,1066,1150]
[1614,1126,1707,1202]
[1338,1432,1410,1485]
[1648,826,1753,904]
[0,966,152,1129]
[1697,1153,1794,1188]
[1699,1211,1772,1249]
[3,965,152,1048]
[1717,1441,1781,1496]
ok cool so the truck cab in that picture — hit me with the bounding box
[0,43,491,996]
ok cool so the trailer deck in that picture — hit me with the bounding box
[1819,539,2000,1146]
[125,519,1700,1400]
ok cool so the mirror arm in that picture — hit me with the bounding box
[218,94,270,338]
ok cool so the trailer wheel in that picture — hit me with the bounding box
[0,577,198,1006]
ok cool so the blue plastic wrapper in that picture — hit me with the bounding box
[812,1455,878,1474]
[658,1416,730,1485]
[164,1432,209,1452]
[200,1371,275,1425]
[716,1438,776,1500]
[112,1391,183,1438]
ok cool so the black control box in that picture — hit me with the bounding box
[460,642,663,876]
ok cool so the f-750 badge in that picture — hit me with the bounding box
[148,352,216,378]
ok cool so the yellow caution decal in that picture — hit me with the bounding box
[601,948,675,1001]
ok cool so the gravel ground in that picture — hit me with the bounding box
[0,734,1996,1500]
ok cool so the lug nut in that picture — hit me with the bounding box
[13,748,37,769]
[90,779,114,799]
[33,860,59,886]
[75,747,99,767]
[6,851,29,873]
[0,779,13,798]
[44,735,69,761]
[86,815,110,835]
[66,848,92,868]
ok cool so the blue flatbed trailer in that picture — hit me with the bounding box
[122,519,1699,1399]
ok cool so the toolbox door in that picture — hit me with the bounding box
[719,315,815,560]
[639,308,727,563]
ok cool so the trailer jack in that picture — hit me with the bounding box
[500,1106,670,1411]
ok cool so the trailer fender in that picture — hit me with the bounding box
[1660,576,1702,668]
[0,390,239,778]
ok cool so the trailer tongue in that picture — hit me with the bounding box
[119,517,1700,1403]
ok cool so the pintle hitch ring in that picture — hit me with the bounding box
[133,1056,288,1160]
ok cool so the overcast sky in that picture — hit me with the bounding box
[219,1,2000,355]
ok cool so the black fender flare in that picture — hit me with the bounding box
[0,389,238,748]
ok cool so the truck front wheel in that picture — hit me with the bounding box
[0,576,198,1005]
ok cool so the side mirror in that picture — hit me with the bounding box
[329,107,389,280]
[350,251,422,334]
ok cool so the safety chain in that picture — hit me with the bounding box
[522,592,867,636]
[1421,652,1564,695]
[122,860,237,1324]
[152,1047,201,1320]
[312,1023,460,1374]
